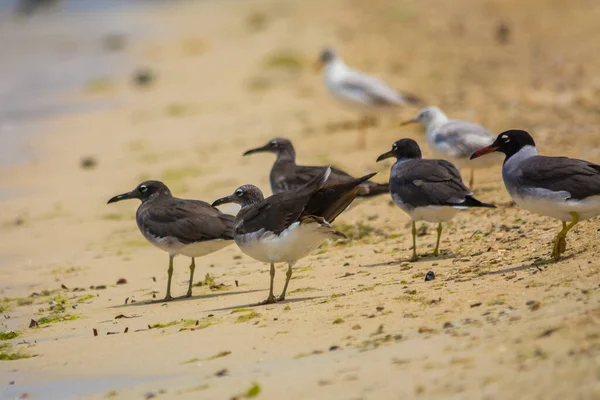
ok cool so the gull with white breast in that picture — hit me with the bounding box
[377,139,496,261]
[108,181,235,301]
[315,47,421,149]
[212,167,375,304]
[400,106,501,188]
[471,129,600,261]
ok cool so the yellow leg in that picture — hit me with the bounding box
[433,223,442,256]
[278,263,294,301]
[261,262,277,304]
[551,212,580,261]
[410,221,418,261]
[185,258,196,298]
[164,255,174,301]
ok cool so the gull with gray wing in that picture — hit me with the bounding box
[212,167,375,304]
[315,48,421,148]
[471,129,600,261]
[107,181,235,301]
[377,139,496,261]
[401,106,501,188]
[243,137,388,197]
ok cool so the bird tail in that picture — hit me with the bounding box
[357,182,389,198]
[462,196,496,208]
[304,172,377,223]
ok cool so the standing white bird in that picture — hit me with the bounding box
[400,106,501,188]
[315,48,421,149]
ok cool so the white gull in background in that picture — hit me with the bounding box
[401,106,501,188]
[315,47,421,149]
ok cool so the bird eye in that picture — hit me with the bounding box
[270,141,278,147]
[139,185,148,193]
[392,144,397,149]
[235,189,243,197]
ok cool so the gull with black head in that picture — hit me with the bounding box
[400,106,501,188]
[243,137,388,197]
[315,47,421,148]
[377,139,496,261]
[107,181,235,301]
[471,129,600,261]
[212,167,375,304]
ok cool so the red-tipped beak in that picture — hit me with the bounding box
[470,145,500,159]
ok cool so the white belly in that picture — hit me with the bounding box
[143,230,231,258]
[513,192,600,221]
[236,222,336,263]
[392,193,460,223]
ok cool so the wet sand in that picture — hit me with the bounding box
[1,0,600,399]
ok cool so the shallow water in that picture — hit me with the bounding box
[0,0,161,167]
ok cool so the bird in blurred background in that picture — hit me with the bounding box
[212,168,375,304]
[378,139,495,261]
[471,129,600,261]
[243,137,388,197]
[108,181,235,301]
[315,48,421,149]
[400,106,500,188]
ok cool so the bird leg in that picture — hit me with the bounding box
[259,262,278,305]
[185,258,196,298]
[164,255,174,301]
[410,221,418,261]
[433,223,443,256]
[552,212,580,261]
[469,168,475,189]
[357,116,368,149]
[278,263,294,301]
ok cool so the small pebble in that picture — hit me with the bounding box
[425,271,435,281]
[443,322,454,329]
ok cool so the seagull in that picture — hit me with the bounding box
[471,129,600,261]
[315,48,421,149]
[400,106,501,188]
[212,167,375,304]
[243,137,388,197]
[107,181,235,301]
[377,139,496,261]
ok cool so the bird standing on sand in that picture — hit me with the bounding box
[243,137,388,197]
[377,139,496,261]
[107,181,235,301]
[314,48,420,149]
[400,106,500,188]
[471,129,600,261]
[212,168,375,304]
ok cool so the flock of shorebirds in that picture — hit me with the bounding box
[108,48,600,305]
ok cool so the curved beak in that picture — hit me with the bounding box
[470,145,500,160]
[399,118,417,127]
[107,191,135,204]
[313,60,324,73]
[212,195,235,208]
[243,144,270,156]
[376,150,394,162]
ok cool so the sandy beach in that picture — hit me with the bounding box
[1,0,600,398]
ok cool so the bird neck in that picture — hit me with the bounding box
[424,113,449,132]
[503,144,537,165]
[275,148,296,164]
[325,58,348,78]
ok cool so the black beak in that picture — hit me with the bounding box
[212,195,235,207]
[107,191,135,204]
[376,150,394,162]
[243,144,270,156]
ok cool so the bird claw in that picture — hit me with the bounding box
[258,296,278,305]
[162,295,174,302]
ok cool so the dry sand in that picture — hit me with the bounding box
[1,0,600,399]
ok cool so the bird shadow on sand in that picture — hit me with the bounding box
[206,295,325,312]
[110,289,263,309]
[479,254,573,276]
[359,253,454,268]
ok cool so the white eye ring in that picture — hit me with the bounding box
[270,141,278,146]
[235,189,243,196]
[139,185,148,193]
